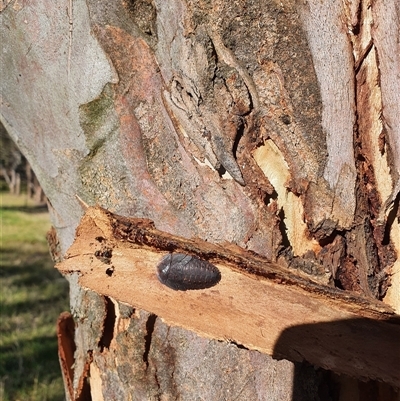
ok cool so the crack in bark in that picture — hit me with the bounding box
[382,191,400,246]
[354,39,374,72]
[99,297,116,351]
[143,313,157,368]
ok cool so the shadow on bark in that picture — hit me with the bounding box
[273,318,400,401]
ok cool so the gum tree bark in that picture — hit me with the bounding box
[1,0,399,400]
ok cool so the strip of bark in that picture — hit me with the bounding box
[56,207,400,387]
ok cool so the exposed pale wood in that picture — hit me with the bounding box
[253,140,321,257]
[57,207,400,387]
[344,0,400,317]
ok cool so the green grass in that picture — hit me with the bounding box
[0,193,69,401]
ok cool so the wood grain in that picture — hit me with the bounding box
[56,207,400,387]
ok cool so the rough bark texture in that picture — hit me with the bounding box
[1,0,399,400]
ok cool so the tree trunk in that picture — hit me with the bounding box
[1,1,399,400]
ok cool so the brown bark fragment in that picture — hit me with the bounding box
[57,312,91,401]
[57,312,76,401]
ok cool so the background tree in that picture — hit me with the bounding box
[0,121,45,201]
[1,121,22,194]
[1,0,399,400]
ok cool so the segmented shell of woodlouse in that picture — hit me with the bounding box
[156,253,221,291]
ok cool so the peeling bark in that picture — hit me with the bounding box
[56,207,400,387]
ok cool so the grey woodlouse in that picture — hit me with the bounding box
[156,253,221,291]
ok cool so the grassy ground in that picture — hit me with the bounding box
[0,193,69,401]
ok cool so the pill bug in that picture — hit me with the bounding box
[156,253,221,291]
